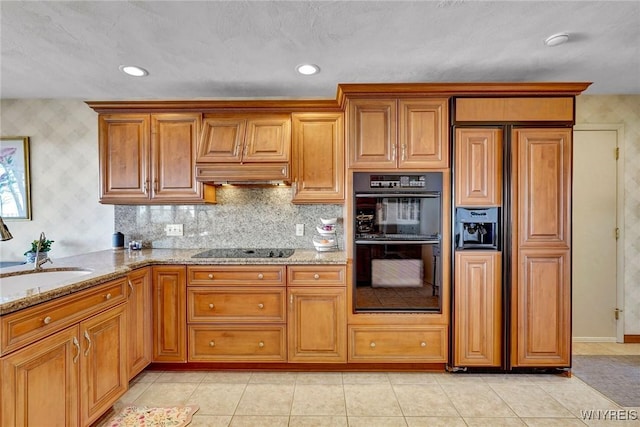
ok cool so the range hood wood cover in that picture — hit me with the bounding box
[196,113,291,183]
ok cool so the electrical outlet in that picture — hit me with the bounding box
[165,224,183,236]
[295,224,304,236]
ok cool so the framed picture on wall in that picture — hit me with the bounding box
[0,136,32,220]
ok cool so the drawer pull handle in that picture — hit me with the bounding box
[84,330,92,356]
[208,274,214,279]
[105,293,112,300]
[258,341,265,348]
[43,316,52,325]
[257,273,264,280]
[370,342,376,348]
[420,342,427,347]
[72,337,80,364]
[209,303,215,309]
[209,341,215,347]
[314,274,320,280]
[258,303,264,309]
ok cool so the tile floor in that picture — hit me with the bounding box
[106,343,640,427]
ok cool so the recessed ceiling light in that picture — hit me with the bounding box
[119,65,149,77]
[544,33,570,47]
[296,64,320,76]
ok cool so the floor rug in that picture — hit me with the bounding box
[103,404,199,427]
[572,355,640,407]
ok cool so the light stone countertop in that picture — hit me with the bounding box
[0,248,347,315]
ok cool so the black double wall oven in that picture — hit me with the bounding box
[353,172,443,312]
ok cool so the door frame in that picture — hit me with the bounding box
[573,124,625,343]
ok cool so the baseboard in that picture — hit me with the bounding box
[624,334,640,343]
[572,337,617,343]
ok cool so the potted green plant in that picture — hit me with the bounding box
[24,238,54,263]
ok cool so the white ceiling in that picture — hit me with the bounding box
[1,1,639,100]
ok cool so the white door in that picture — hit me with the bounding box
[572,127,622,342]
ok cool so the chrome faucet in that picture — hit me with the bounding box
[34,232,52,270]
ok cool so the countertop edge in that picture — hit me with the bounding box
[0,248,347,315]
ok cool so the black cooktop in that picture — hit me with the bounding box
[192,248,295,259]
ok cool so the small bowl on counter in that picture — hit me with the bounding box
[316,224,336,235]
[313,236,337,252]
[320,217,337,225]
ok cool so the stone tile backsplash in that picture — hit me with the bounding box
[115,186,345,250]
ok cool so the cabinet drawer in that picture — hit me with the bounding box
[188,325,286,361]
[348,325,447,362]
[287,265,346,286]
[188,266,285,286]
[1,278,127,355]
[188,288,286,323]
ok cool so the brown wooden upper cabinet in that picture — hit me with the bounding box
[347,98,449,169]
[291,112,345,203]
[98,113,214,204]
[455,128,502,206]
[196,113,291,183]
[198,114,291,163]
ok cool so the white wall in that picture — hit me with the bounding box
[0,99,113,260]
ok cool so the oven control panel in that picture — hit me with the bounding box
[369,175,426,188]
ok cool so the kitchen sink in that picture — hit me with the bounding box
[0,267,94,300]
[192,248,295,259]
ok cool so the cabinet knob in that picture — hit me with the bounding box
[43,316,52,325]
[209,341,215,347]
[258,341,265,348]
[105,293,111,300]
[257,303,264,309]
[257,273,264,280]
[370,342,376,348]
[208,273,214,279]
[209,303,215,309]
[313,274,320,280]
[420,342,427,347]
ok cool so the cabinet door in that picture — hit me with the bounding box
[455,128,502,206]
[79,303,128,426]
[198,116,246,162]
[513,128,571,248]
[454,252,501,367]
[99,114,150,202]
[152,266,187,362]
[398,98,449,169]
[244,115,291,162]
[511,250,571,367]
[288,287,346,363]
[151,113,203,201]
[1,326,80,427]
[348,99,397,168]
[127,267,152,379]
[291,113,344,203]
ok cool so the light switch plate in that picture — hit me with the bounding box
[166,224,183,236]
[295,224,304,236]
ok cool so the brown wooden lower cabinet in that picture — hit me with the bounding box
[188,325,287,361]
[127,267,152,379]
[288,287,346,363]
[348,325,447,363]
[511,249,571,367]
[0,303,127,427]
[152,265,187,362]
[453,251,502,367]
[1,326,80,427]
[79,303,128,425]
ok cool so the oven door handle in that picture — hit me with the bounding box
[355,240,440,245]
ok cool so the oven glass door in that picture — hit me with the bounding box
[354,241,441,312]
[354,193,442,312]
